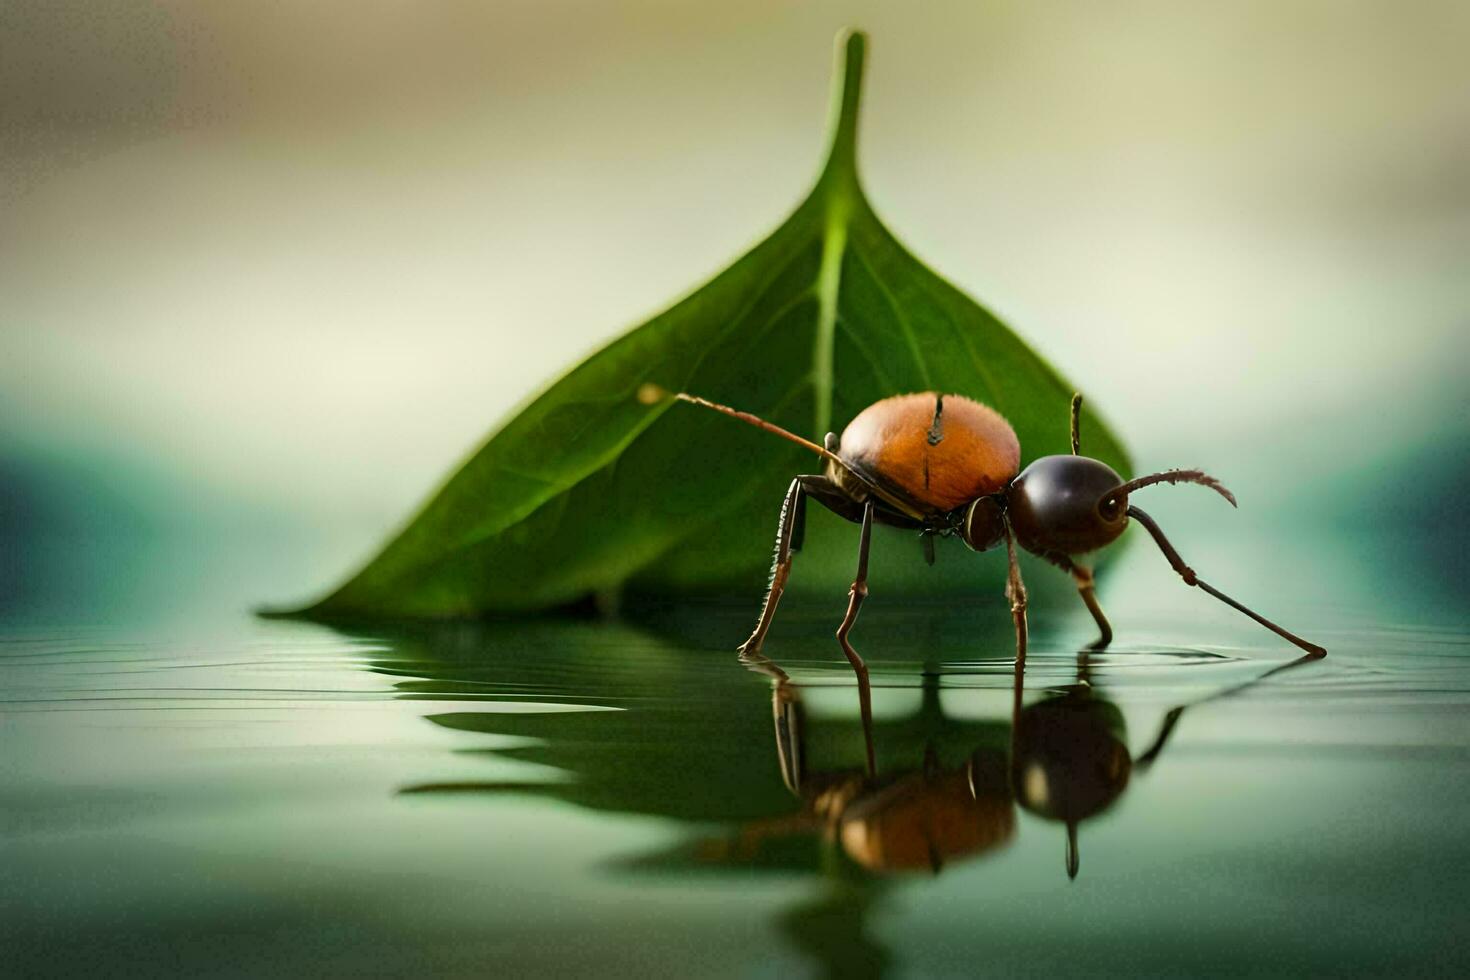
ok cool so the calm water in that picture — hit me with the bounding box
[4,513,1470,977]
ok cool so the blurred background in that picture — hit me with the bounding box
[3,0,1466,625]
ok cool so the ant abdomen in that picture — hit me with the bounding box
[1008,455,1129,555]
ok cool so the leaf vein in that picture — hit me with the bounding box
[848,242,934,391]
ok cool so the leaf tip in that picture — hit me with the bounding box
[821,28,868,187]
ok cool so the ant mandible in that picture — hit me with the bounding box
[641,385,1326,677]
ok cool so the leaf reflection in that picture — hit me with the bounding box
[344,614,1319,975]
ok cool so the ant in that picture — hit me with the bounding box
[643,384,1325,677]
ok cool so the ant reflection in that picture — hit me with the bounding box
[1010,654,1144,878]
[752,660,1015,875]
[742,647,1319,879]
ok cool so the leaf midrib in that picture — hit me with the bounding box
[809,31,867,440]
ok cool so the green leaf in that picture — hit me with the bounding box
[288,31,1129,620]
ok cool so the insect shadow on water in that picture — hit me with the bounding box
[738,645,1323,880]
[640,384,1326,674]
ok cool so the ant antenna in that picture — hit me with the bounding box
[1126,505,1326,657]
[1070,393,1082,455]
[1106,469,1237,509]
[637,384,845,467]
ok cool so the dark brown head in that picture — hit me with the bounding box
[1006,455,1129,556]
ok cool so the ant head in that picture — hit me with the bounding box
[1007,455,1129,555]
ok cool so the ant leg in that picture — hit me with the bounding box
[1127,505,1326,657]
[835,500,874,675]
[1069,562,1111,649]
[737,477,809,659]
[789,488,808,553]
[738,476,855,659]
[835,499,876,775]
[1003,519,1029,668]
[1039,553,1113,649]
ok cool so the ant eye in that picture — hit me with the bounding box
[1097,496,1123,522]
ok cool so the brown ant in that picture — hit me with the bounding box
[641,385,1325,676]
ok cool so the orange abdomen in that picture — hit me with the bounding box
[839,393,1020,513]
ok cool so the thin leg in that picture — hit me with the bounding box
[737,477,809,658]
[1073,565,1112,649]
[738,475,861,659]
[1041,553,1113,649]
[835,500,876,776]
[790,481,809,553]
[1010,641,1025,728]
[1127,505,1326,657]
[738,649,790,684]
[1003,518,1029,669]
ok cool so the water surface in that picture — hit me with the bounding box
[5,530,1469,977]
